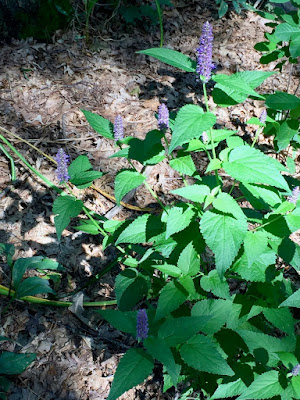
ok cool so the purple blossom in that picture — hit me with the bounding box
[114,115,124,141]
[292,364,300,376]
[196,21,215,83]
[288,186,299,205]
[136,309,148,341]
[158,104,169,130]
[55,148,70,183]
[260,109,267,124]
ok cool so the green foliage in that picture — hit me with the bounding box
[2,10,300,400]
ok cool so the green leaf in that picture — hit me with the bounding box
[285,208,300,233]
[212,74,264,98]
[200,210,247,276]
[235,71,277,89]
[274,23,300,41]
[236,371,283,400]
[68,155,103,189]
[263,308,295,336]
[211,129,237,142]
[97,310,137,335]
[169,105,216,153]
[240,183,281,210]
[266,92,300,110]
[244,231,269,267]
[152,263,181,277]
[137,48,196,72]
[0,352,36,375]
[191,299,233,335]
[171,184,210,203]
[211,379,247,399]
[116,214,163,245]
[155,280,189,320]
[292,376,300,399]
[158,316,211,347]
[75,220,100,235]
[169,155,196,176]
[223,146,289,191]
[12,257,41,290]
[15,276,55,298]
[81,109,113,139]
[206,158,222,173]
[180,335,234,376]
[280,289,300,308]
[213,192,246,220]
[290,35,300,58]
[107,348,154,400]
[236,329,295,365]
[166,206,195,239]
[115,269,149,311]
[177,242,200,276]
[53,195,83,240]
[114,170,146,206]
[144,337,179,386]
[201,270,230,299]
[233,250,277,282]
[218,0,228,18]
[276,120,299,151]
[128,130,165,165]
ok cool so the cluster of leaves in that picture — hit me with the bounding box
[254,0,300,71]
[113,0,172,26]
[215,0,251,18]
[48,27,300,398]
[1,4,300,400]
[0,244,65,398]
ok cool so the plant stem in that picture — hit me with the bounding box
[155,0,164,47]
[0,284,117,308]
[0,134,63,195]
[0,143,16,181]
[144,181,167,212]
[202,83,220,186]
[251,214,283,232]
[251,127,262,148]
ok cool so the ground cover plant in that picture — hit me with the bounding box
[0,3,300,400]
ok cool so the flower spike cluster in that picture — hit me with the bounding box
[136,309,148,341]
[114,115,124,141]
[288,186,299,205]
[260,109,267,124]
[158,104,169,130]
[196,21,215,83]
[292,364,300,376]
[55,148,70,184]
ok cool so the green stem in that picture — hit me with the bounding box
[0,143,16,181]
[202,83,220,186]
[251,127,262,148]
[0,285,116,308]
[0,134,63,195]
[144,180,167,212]
[251,214,283,232]
[228,179,236,195]
[155,0,164,47]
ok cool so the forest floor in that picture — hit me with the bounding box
[0,1,299,399]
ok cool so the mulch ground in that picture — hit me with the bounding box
[0,1,299,399]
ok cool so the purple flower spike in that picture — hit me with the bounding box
[292,364,300,376]
[288,186,299,205]
[136,309,148,341]
[196,21,215,83]
[114,115,124,141]
[158,104,169,130]
[55,148,70,184]
[260,109,267,124]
